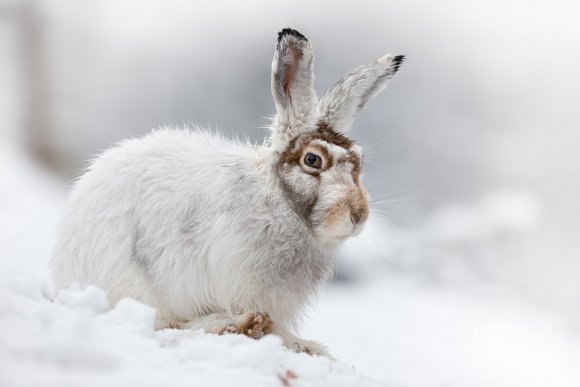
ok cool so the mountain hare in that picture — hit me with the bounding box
[51,28,404,357]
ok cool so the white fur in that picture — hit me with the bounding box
[51,29,403,358]
[318,54,403,132]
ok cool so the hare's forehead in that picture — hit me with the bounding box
[309,139,356,160]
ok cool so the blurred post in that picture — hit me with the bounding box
[0,0,55,169]
[19,0,56,169]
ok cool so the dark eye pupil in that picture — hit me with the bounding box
[304,152,321,168]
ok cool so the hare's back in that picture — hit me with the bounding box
[52,128,258,288]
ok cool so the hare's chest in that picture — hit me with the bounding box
[243,220,334,287]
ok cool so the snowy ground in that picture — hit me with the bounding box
[307,281,580,387]
[0,280,387,387]
[1,147,580,387]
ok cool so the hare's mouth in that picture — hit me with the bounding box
[315,219,365,244]
[350,222,365,237]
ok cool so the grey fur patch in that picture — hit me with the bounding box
[358,70,392,110]
[180,206,205,241]
[273,68,287,104]
[130,227,143,264]
[249,218,332,285]
[131,224,156,273]
[277,175,317,225]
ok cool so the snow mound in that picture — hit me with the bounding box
[0,275,389,387]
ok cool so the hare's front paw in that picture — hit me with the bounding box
[221,312,272,339]
[288,338,335,359]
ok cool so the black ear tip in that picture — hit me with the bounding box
[392,55,405,71]
[393,55,405,63]
[278,28,307,43]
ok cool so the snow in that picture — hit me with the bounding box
[0,278,386,387]
[307,282,580,387]
[1,147,580,387]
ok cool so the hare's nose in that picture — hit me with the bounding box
[350,204,369,225]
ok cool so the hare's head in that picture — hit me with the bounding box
[270,28,403,245]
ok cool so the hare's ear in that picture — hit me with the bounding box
[271,28,317,144]
[318,54,404,132]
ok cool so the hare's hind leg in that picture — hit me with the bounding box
[271,324,335,359]
[157,311,272,339]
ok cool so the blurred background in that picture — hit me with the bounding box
[1,0,579,386]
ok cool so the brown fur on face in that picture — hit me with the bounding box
[348,188,370,225]
[323,201,350,232]
[322,185,369,232]
[276,123,369,237]
[316,121,354,148]
[277,122,360,173]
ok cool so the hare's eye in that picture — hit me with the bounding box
[304,152,322,169]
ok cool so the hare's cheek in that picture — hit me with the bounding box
[280,165,319,201]
[320,201,353,237]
